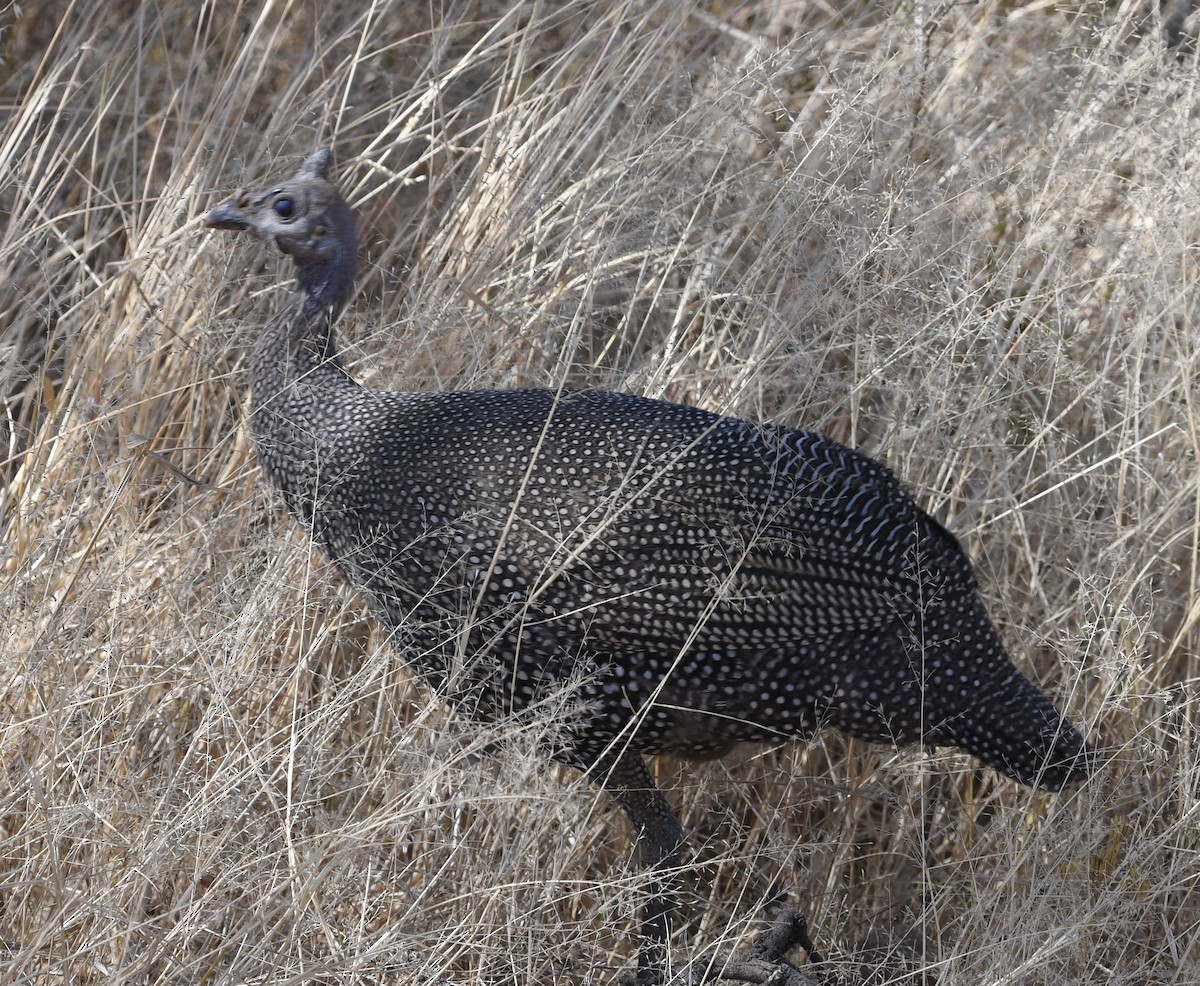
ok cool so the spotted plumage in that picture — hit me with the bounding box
[204,150,1093,982]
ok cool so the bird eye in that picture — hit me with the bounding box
[273,197,296,220]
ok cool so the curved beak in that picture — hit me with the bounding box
[204,196,250,231]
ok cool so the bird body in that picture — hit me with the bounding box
[204,150,1092,982]
[249,362,1075,784]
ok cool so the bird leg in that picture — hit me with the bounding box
[595,752,831,986]
[593,749,684,985]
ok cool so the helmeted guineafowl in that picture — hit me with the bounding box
[203,149,1093,984]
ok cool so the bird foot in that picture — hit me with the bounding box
[685,904,828,985]
[622,902,835,986]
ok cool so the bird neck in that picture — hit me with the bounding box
[250,291,356,412]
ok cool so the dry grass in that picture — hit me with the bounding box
[1,0,1197,982]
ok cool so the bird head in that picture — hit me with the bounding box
[204,149,357,312]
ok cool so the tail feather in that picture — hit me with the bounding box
[938,671,1094,790]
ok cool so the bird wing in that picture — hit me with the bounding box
[339,390,962,657]
[517,414,941,654]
